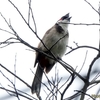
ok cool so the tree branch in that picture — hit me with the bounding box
[0,63,31,89]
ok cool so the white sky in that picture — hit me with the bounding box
[0,0,100,100]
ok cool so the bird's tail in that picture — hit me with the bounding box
[31,64,43,97]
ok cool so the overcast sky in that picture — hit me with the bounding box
[0,0,100,100]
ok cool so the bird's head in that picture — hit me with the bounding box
[58,13,71,23]
[57,13,72,31]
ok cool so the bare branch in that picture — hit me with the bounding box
[0,63,31,89]
[66,45,100,55]
[59,22,100,26]
[14,53,17,84]
[99,2,100,49]
[0,87,37,100]
[86,53,100,80]
[0,37,20,48]
[0,70,20,100]
[61,73,75,100]
[9,85,37,100]
[90,80,100,85]
[28,0,37,34]
[8,0,35,34]
[0,28,14,35]
[84,0,99,14]
[75,90,95,100]
[28,0,31,24]
[58,59,86,83]
[78,51,88,74]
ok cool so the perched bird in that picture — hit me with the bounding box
[31,13,71,97]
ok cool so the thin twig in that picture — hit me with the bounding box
[75,90,95,100]
[66,45,100,55]
[14,53,17,84]
[86,53,100,81]
[0,87,37,100]
[9,85,37,100]
[28,0,31,24]
[29,2,37,34]
[0,63,31,89]
[78,50,88,74]
[84,0,99,14]
[0,70,19,100]
[99,2,100,49]
[59,22,100,26]
[61,73,75,100]
[0,28,14,35]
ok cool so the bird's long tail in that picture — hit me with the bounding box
[31,64,43,97]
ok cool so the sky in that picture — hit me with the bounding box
[0,0,100,100]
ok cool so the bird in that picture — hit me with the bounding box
[31,13,71,98]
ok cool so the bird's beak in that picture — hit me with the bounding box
[65,13,72,22]
[65,13,70,18]
[67,16,72,22]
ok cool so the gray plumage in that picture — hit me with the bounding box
[31,13,71,98]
